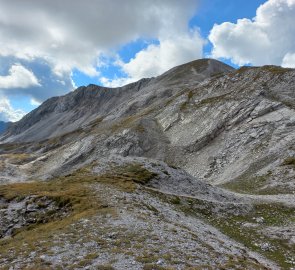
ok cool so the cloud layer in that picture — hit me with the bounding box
[0,0,198,76]
[209,0,295,66]
[0,64,40,89]
[2,0,295,122]
[0,0,200,121]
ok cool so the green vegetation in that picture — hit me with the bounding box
[146,187,292,269]
[222,167,295,195]
[110,107,156,133]
[108,163,158,186]
[95,266,115,270]
[143,264,174,270]
[172,195,295,269]
[180,90,194,111]
[262,65,293,74]
[197,94,229,107]
[0,163,158,266]
[0,142,32,153]
[282,157,295,167]
[220,156,279,195]
[221,175,269,194]
[235,66,253,74]
[170,196,181,205]
[88,116,104,127]
[0,153,32,165]
[136,253,159,264]
[135,123,145,133]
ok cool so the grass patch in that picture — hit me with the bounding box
[198,94,229,107]
[136,253,159,264]
[88,116,104,127]
[110,107,156,133]
[135,124,145,133]
[170,196,181,205]
[183,199,294,269]
[180,90,194,111]
[143,264,174,270]
[0,142,32,154]
[261,65,293,74]
[147,188,295,269]
[222,170,294,195]
[106,164,158,187]
[236,66,253,74]
[95,265,115,270]
[0,153,32,165]
[281,157,295,167]
[0,163,158,264]
[221,175,269,194]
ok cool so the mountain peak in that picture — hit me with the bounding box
[155,58,234,86]
[2,58,234,142]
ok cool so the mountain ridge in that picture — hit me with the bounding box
[0,58,294,269]
[1,58,234,142]
[0,121,9,134]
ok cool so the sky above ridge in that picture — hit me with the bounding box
[0,0,295,122]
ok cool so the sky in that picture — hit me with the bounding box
[0,0,295,122]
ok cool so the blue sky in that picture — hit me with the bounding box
[73,0,267,88]
[191,0,267,58]
[0,0,295,121]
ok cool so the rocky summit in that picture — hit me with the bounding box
[0,58,294,270]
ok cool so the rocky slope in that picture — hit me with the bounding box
[0,121,9,134]
[0,59,294,269]
[1,59,233,143]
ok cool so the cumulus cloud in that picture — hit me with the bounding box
[0,56,74,103]
[0,0,199,76]
[123,32,204,79]
[0,97,25,122]
[209,0,295,66]
[0,64,40,89]
[101,31,204,87]
[0,0,202,120]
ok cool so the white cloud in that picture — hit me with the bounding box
[0,0,202,109]
[0,0,198,76]
[100,76,134,88]
[0,64,40,89]
[101,31,204,87]
[0,57,74,102]
[0,97,25,122]
[30,98,41,107]
[209,0,295,66]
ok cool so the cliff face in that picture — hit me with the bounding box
[0,59,294,269]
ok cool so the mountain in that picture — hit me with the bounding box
[1,59,233,142]
[0,121,9,134]
[0,59,294,269]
